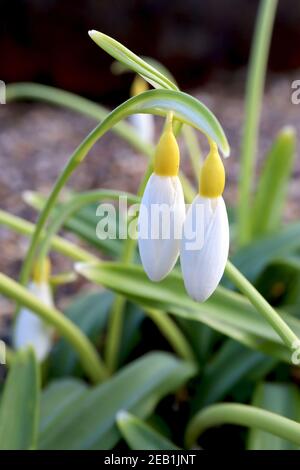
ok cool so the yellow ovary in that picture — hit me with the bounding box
[33,257,51,284]
[154,116,180,177]
[199,140,225,198]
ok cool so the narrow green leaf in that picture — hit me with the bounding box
[117,411,179,450]
[76,261,300,363]
[38,352,196,449]
[251,127,296,238]
[0,349,39,450]
[229,222,300,283]
[193,340,276,408]
[247,383,300,450]
[39,378,87,437]
[89,31,178,91]
[118,303,144,365]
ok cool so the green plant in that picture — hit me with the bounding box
[1,0,300,450]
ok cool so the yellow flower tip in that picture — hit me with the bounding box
[154,119,180,177]
[199,140,225,198]
[33,258,51,284]
[130,75,149,97]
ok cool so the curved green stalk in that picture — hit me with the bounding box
[238,0,278,245]
[185,403,300,448]
[0,209,97,263]
[225,260,298,349]
[145,308,196,362]
[0,272,107,383]
[16,87,223,288]
[6,82,153,157]
[6,83,196,201]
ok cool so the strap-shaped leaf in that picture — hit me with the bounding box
[247,383,300,450]
[0,349,39,450]
[251,127,296,238]
[117,411,179,450]
[38,352,195,449]
[89,31,178,91]
[229,222,300,283]
[193,340,276,408]
[76,261,300,363]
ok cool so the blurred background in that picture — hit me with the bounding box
[0,0,300,314]
[1,0,300,100]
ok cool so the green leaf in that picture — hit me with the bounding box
[39,378,87,438]
[76,261,300,363]
[89,31,178,91]
[38,352,196,449]
[118,303,144,365]
[247,383,300,450]
[48,291,113,378]
[193,340,276,408]
[251,127,296,238]
[48,291,144,378]
[229,222,300,283]
[0,349,39,449]
[116,411,179,450]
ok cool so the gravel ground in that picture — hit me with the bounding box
[0,70,300,322]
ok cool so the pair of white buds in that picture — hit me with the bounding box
[137,114,229,302]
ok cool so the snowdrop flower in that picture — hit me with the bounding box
[138,114,185,281]
[129,75,155,143]
[180,140,229,302]
[13,258,54,361]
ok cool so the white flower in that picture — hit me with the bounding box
[13,281,54,361]
[138,173,185,281]
[129,113,155,144]
[180,195,229,302]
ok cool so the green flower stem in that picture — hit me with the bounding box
[185,403,300,448]
[6,83,195,203]
[225,260,298,349]
[238,0,278,246]
[0,209,97,263]
[37,190,139,262]
[145,308,196,362]
[0,272,108,383]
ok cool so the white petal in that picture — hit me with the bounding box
[138,174,185,281]
[180,195,229,302]
[129,114,155,143]
[13,282,54,361]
